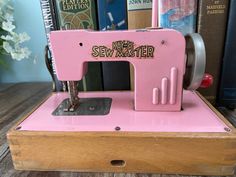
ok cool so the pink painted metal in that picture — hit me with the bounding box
[18,91,228,132]
[49,29,186,111]
[152,0,159,28]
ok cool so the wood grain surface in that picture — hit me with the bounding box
[0,83,52,153]
[8,129,236,175]
[0,153,220,177]
[0,82,52,176]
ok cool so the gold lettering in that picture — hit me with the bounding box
[92,46,99,57]
[207,5,225,9]
[134,47,142,58]
[207,9,224,14]
[141,46,147,58]
[206,2,225,15]
[91,41,155,59]
[106,48,114,57]
[147,46,154,58]
[99,46,106,57]
[61,0,89,11]
[115,51,123,57]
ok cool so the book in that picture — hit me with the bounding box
[127,0,152,90]
[54,0,103,91]
[39,0,65,92]
[197,0,229,105]
[127,0,152,29]
[217,0,236,108]
[97,0,130,91]
[158,0,197,35]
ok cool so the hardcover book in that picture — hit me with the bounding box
[39,0,64,92]
[159,0,197,35]
[127,0,152,29]
[218,0,236,108]
[197,0,229,105]
[127,0,152,90]
[97,0,130,91]
[54,0,103,91]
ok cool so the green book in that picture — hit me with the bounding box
[55,0,103,91]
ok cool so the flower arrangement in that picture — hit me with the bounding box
[0,0,31,64]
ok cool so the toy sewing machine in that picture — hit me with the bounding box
[7,0,236,175]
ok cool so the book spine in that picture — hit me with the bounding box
[197,0,229,105]
[127,0,152,30]
[39,0,64,92]
[218,0,236,108]
[158,0,197,35]
[54,0,103,91]
[127,0,152,91]
[97,0,130,91]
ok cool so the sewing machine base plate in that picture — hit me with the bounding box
[7,91,236,175]
[52,97,112,116]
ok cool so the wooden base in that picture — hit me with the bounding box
[7,93,236,176]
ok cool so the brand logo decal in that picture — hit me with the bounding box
[91,40,155,59]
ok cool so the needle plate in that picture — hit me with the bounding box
[52,98,112,116]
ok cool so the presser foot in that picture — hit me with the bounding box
[52,97,112,116]
[63,99,80,112]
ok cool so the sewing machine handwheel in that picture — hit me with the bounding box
[184,33,206,90]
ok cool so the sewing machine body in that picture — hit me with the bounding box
[50,29,185,111]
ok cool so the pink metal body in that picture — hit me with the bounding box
[152,0,159,28]
[50,29,186,111]
[18,91,228,132]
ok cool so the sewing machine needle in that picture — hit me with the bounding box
[64,81,80,112]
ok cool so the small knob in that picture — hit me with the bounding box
[200,73,213,88]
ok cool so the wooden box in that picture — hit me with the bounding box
[7,92,236,175]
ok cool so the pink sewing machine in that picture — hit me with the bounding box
[49,11,207,113]
[7,0,236,175]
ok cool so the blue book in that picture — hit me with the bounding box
[218,0,236,108]
[97,0,130,91]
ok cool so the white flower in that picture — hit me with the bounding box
[11,32,20,43]
[1,34,13,41]
[20,47,31,58]
[4,13,14,22]
[11,47,31,61]
[11,52,24,61]
[10,32,30,44]
[3,41,13,53]
[18,32,30,43]
[0,0,31,61]
[2,21,15,32]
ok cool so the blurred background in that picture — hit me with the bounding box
[0,0,51,83]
